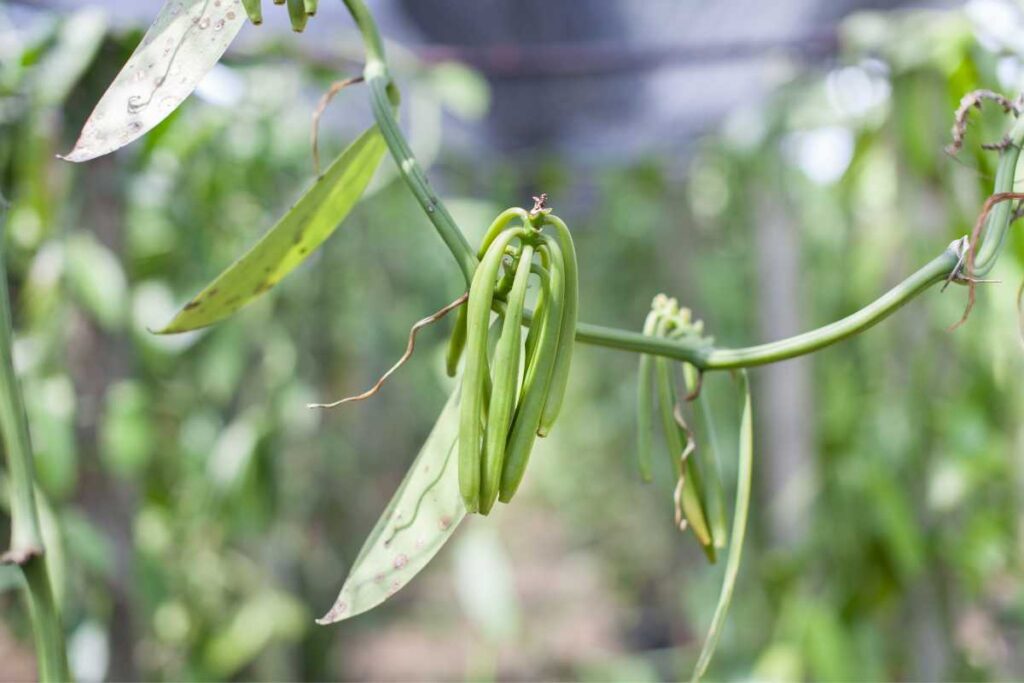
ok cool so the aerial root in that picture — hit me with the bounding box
[671,402,696,533]
[684,369,704,402]
[308,293,468,409]
[311,75,365,176]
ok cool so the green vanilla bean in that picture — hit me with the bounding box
[478,208,531,258]
[445,301,468,377]
[287,0,308,31]
[459,228,527,512]
[305,0,319,15]
[0,216,69,681]
[241,0,263,24]
[523,261,549,363]
[500,238,565,501]
[635,310,660,483]
[537,215,578,436]
[480,244,534,514]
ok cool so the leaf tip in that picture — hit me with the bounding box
[151,320,180,335]
[316,599,349,625]
[56,147,95,164]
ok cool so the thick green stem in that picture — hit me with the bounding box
[21,557,69,682]
[975,116,1024,275]
[342,0,477,285]
[704,250,957,368]
[340,0,1017,371]
[0,220,69,679]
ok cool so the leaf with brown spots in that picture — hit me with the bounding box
[318,386,466,624]
[61,0,247,163]
[158,126,386,333]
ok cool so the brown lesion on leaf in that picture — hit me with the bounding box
[184,300,201,311]
[254,280,274,295]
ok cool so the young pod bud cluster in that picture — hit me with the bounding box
[636,294,726,561]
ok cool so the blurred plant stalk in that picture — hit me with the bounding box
[0,208,69,681]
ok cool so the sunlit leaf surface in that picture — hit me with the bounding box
[318,386,466,624]
[61,0,246,162]
[158,126,386,333]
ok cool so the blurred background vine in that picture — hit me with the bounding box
[2,0,1024,680]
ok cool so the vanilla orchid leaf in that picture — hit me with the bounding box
[158,126,386,333]
[318,386,466,625]
[61,0,246,163]
[692,370,753,682]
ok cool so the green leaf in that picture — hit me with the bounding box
[60,0,246,162]
[158,127,386,333]
[318,386,466,624]
[204,591,308,677]
[426,62,491,121]
[692,370,753,682]
[34,8,108,108]
[452,525,519,642]
[65,232,128,330]
[100,381,154,479]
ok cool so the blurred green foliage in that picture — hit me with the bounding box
[2,3,1024,681]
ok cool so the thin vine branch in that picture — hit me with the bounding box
[0,200,69,681]
[338,0,1024,372]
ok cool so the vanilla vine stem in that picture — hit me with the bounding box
[0,206,69,681]
[340,0,1024,372]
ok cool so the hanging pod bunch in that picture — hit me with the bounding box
[636,294,726,562]
[447,202,579,515]
[635,294,755,681]
[241,0,318,31]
